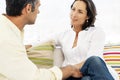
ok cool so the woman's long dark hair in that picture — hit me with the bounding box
[71,0,97,30]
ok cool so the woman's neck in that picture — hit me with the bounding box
[73,26,82,33]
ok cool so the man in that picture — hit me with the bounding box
[0,0,81,80]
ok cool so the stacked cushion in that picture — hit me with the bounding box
[103,45,120,79]
[27,41,54,68]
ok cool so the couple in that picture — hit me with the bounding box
[0,0,118,80]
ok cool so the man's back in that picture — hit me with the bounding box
[0,14,39,80]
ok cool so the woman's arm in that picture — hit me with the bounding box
[25,45,32,49]
[61,65,83,80]
[87,28,105,58]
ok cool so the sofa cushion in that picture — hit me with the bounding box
[27,41,54,68]
[103,46,120,79]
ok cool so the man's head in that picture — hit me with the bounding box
[6,0,38,16]
[6,0,40,24]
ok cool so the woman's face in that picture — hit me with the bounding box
[70,1,88,27]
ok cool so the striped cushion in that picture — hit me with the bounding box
[27,43,54,68]
[103,46,120,79]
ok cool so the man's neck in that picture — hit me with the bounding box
[5,14,25,31]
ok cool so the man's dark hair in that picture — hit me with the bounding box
[71,0,97,30]
[6,0,38,16]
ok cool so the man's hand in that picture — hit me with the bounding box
[60,65,82,80]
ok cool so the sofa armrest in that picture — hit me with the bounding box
[53,47,64,67]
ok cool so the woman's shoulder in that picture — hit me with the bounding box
[85,27,105,38]
[87,27,105,33]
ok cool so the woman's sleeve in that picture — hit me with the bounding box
[31,33,58,47]
[86,28,105,58]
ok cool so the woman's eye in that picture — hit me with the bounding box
[71,8,75,11]
[78,10,83,14]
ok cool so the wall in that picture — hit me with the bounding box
[0,0,120,45]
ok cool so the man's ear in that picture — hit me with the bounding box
[25,4,32,13]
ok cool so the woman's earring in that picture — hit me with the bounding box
[86,19,88,23]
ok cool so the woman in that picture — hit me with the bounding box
[26,0,118,79]
[53,0,118,80]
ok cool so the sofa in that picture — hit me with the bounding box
[27,43,120,79]
[27,41,54,68]
[103,45,120,79]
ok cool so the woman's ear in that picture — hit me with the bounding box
[86,16,89,20]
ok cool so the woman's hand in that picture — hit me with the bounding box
[74,61,85,69]
[25,45,32,49]
[61,65,83,80]
[71,61,86,78]
[72,66,83,78]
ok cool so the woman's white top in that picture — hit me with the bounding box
[55,27,105,66]
[32,26,119,80]
[54,27,119,80]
